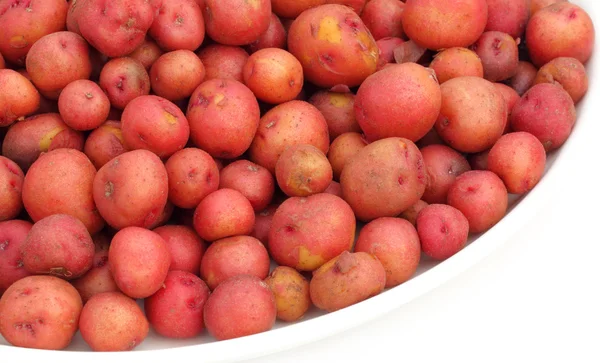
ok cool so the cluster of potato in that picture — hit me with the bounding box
[0,0,595,352]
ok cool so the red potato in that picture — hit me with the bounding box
[402,0,488,50]
[287,4,379,88]
[0,0,68,66]
[328,132,368,181]
[510,83,576,151]
[0,220,33,291]
[0,275,82,350]
[153,225,206,275]
[21,214,95,280]
[2,113,84,172]
[269,193,356,271]
[165,148,220,209]
[420,144,471,204]
[265,266,311,322]
[399,199,429,226]
[197,44,250,82]
[416,204,470,261]
[127,37,165,70]
[79,292,149,351]
[310,251,386,312]
[247,13,288,54]
[0,156,24,221]
[187,78,260,159]
[484,0,529,39]
[376,37,405,70]
[203,0,272,46]
[147,201,175,230]
[447,170,508,234]
[323,180,343,197]
[271,0,325,19]
[250,204,279,244]
[93,150,169,230]
[507,61,538,96]
[435,76,507,153]
[58,80,110,131]
[493,82,520,134]
[429,47,484,84]
[22,148,104,235]
[487,132,547,194]
[242,48,304,104]
[193,188,255,241]
[308,91,361,140]
[204,275,276,341]
[98,57,151,110]
[355,63,441,143]
[0,69,40,127]
[361,0,405,40]
[76,0,155,58]
[219,160,275,212]
[275,144,333,197]
[471,31,519,82]
[526,2,595,67]
[83,121,128,169]
[145,271,210,339]
[468,149,490,171]
[530,0,568,15]
[150,50,206,101]
[148,0,205,51]
[340,137,427,222]
[534,57,589,104]
[109,227,171,299]
[248,100,330,174]
[355,217,421,288]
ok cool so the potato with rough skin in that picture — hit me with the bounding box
[203,0,272,46]
[93,150,169,230]
[271,0,325,19]
[145,271,210,339]
[127,37,164,70]
[269,193,355,271]
[0,276,81,349]
[275,144,333,197]
[0,220,33,291]
[429,47,484,84]
[153,225,206,275]
[340,137,426,222]
[150,50,206,102]
[79,292,149,351]
[361,0,405,40]
[310,251,386,312]
[328,132,367,181]
[308,91,361,141]
[265,266,311,322]
[219,160,275,212]
[399,199,429,226]
[534,57,589,104]
[251,204,279,245]
[416,204,470,261]
[58,80,110,131]
[0,69,41,127]
[148,0,205,51]
[0,156,24,222]
[247,13,288,54]
[83,121,128,170]
[197,45,250,82]
[99,57,151,110]
[420,144,471,204]
[507,61,538,96]
[471,31,519,82]
[355,63,441,143]
[22,148,104,234]
[484,0,529,39]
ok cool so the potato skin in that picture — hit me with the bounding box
[471,31,519,82]
[0,69,41,127]
[530,0,567,15]
[399,199,429,226]
[310,251,386,312]
[360,0,405,40]
[197,45,250,82]
[534,57,589,104]
[416,204,470,261]
[203,0,272,46]
[247,13,288,54]
[0,220,33,291]
[271,0,325,19]
[275,144,333,197]
[327,132,367,181]
[148,0,205,51]
[420,144,471,204]
[507,61,538,96]
[251,204,279,245]
[484,0,529,38]
[429,47,484,84]
[127,37,164,70]
[83,120,128,169]
[0,156,24,221]
[308,91,361,141]
[0,275,82,350]
[99,57,151,110]
[150,50,206,102]
[265,266,311,322]
[219,160,275,212]
[58,79,110,131]
[153,225,206,275]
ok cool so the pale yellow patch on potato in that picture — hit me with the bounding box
[296,246,326,271]
[38,127,65,151]
[317,17,342,44]
[329,93,350,108]
[163,111,178,125]
[102,125,125,143]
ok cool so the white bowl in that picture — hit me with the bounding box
[2,1,598,361]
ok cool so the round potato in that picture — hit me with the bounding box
[429,47,484,84]
[197,44,250,82]
[265,266,311,322]
[416,204,470,261]
[275,144,333,197]
[0,69,41,127]
[150,50,206,102]
[219,160,275,212]
[149,0,205,51]
[83,121,128,169]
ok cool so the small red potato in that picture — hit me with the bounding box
[265,266,311,322]
[507,61,538,96]
[275,144,333,197]
[487,132,547,195]
[0,69,41,127]
[148,0,205,51]
[242,48,304,104]
[165,148,220,209]
[429,47,484,84]
[251,204,279,245]
[416,204,470,261]
[355,63,441,143]
[197,44,250,82]
[79,292,149,351]
[310,251,386,312]
[83,121,128,169]
[530,0,568,15]
[510,83,576,151]
[327,132,367,181]
[308,91,361,140]
[269,193,356,271]
[58,79,110,131]
[534,57,589,104]
[203,0,272,46]
[399,199,429,226]
[0,220,33,291]
[0,275,82,350]
[93,150,169,230]
[355,217,421,288]
[187,78,260,159]
[376,37,405,70]
[247,13,288,54]
[271,0,325,19]
[471,31,519,82]
[0,156,24,221]
[153,225,206,275]
[99,57,151,110]
[150,50,206,102]
[109,227,171,299]
[219,160,275,212]
[420,144,471,204]
[340,137,427,222]
[203,275,276,341]
[526,2,595,67]
[493,83,520,116]
[200,235,270,290]
[22,148,104,235]
[484,0,529,39]
[435,76,507,153]
[193,188,255,242]
[127,37,164,70]
[447,170,509,234]
[145,271,210,339]
[76,0,155,58]
[361,0,405,40]
[287,4,379,88]
[402,0,488,50]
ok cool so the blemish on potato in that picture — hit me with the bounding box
[9,35,28,49]
[104,181,114,198]
[328,93,350,108]
[163,111,178,125]
[38,127,65,151]
[296,246,326,271]
[316,17,342,44]
[0,240,8,250]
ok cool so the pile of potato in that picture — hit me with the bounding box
[0,0,595,352]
